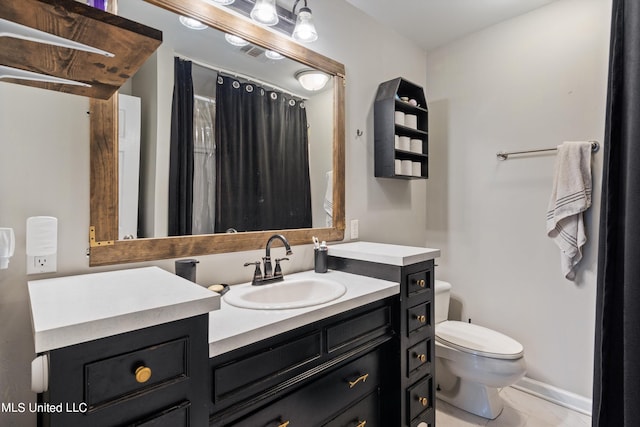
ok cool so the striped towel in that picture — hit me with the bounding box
[546,141,592,280]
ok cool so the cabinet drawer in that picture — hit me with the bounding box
[406,375,433,423]
[230,350,381,427]
[132,401,190,427]
[85,337,188,408]
[308,349,381,416]
[322,391,380,427]
[327,306,391,353]
[213,332,321,401]
[406,270,431,298]
[407,302,431,337]
[407,339,431,377]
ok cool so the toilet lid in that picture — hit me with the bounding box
[436,321,524,360]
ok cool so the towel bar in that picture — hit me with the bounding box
[496,141,599,161]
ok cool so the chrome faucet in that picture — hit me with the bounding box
[244,234,292,286]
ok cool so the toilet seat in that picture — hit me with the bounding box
[436,321,524,360]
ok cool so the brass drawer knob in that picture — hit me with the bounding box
[134,366,152,383]
[419,396,428,407]
[415,353,427,363]
[277,422,290,427]
[356,421,367,427]
[416,279,426,288]
[416,315,426,323]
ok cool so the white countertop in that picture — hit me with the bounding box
[208,270,399,357]
[328,241,440,266]
[28,266,220,353]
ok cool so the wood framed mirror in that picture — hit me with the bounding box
[89,0,345,266]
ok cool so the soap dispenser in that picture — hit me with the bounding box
[314,241,328,273]
[175,259,199,282]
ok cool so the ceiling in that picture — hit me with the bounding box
[343,0,559,52]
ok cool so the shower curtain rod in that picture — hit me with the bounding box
[175,53,307,100]
[496,140,600,161]
[194,94,214,103]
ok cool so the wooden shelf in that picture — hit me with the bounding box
[374,77,429,179]
[0,0,162,99]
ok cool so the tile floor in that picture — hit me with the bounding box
[435,387,591,427]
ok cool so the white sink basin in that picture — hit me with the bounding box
[223,277,347,310]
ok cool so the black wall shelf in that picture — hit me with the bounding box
[374,78,429,179]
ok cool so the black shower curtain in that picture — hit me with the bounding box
[592,1,640,425]
[214,75,312,232]
[168,58,194,236]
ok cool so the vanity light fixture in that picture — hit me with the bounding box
[224,33,250,47]
[179,16,208,30]
[265,50,284,60]
[292,0,318,43]
[295,70,329,91]
[250,0,279,26]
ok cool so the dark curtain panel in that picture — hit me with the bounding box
[215,75,312,232]
[168,58,194,236]
[593,1,640,425]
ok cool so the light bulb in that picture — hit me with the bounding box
[292,7,317,43]
[225,33,249,47]
[265,50,284,60]
[250,0,279,26]
[179,16,207,30]
[204,0,235,5]
[296,70,329,91]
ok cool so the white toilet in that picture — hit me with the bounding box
[434,280,526,419]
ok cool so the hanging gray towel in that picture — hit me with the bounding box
[546,141,592,280]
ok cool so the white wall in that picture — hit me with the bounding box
[425,0,610,399]
[0,86,92,425]
[309,1,430,247]
[0,0,427,424]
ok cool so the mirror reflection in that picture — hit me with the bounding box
[117,0,334,239]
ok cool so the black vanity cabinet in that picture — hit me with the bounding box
[208,298,395,427]
[328,256,436,427]
[39,315,210,427]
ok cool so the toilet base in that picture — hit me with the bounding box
[437,377,504,419]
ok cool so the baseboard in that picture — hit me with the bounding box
[512,376,592,416]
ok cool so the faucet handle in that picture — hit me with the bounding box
[274,257,289,278]
[244,261,261,267]
[244,261,263,284]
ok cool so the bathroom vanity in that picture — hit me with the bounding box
[204,242,439,427]
[207,270,398,426]
[328,242,440,427]
[28,243,439,427]
[209,299,393,425]
[27,267,220,426]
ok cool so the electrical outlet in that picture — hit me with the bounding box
[27,254,57,275]
[350,219,359,240]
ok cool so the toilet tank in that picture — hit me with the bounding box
[434,280,452,324]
